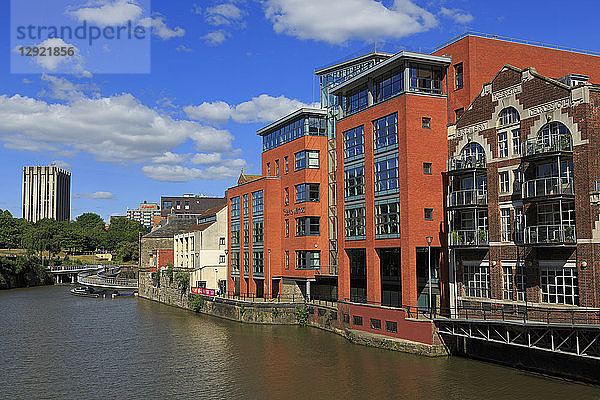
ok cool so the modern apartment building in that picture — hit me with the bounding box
[174,204,228,293]
[160,194,225,218]
[22,165,71,222]
[447,65,600,311]
[126,201,161,227]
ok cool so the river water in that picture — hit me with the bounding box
[1,286,599,399]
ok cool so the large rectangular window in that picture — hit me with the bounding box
[345,207,366,238]
[498,131,508,158]
[373,113,398,151]
[252,191,263,215]
[512,129,522,155]
[230,222,240,246]
[342,84,368,115]
[230,196,240,219]
[295,150,319,170]
[295,183,320,203]
[253,218,264,244]
[409,63,443,94]
[454,63,463,90]
[296,216,320,236]
[296,250,320,269]
[374,66,404,103]
[502,266,513,300]
[243,194,249,217]
[243,221,249,245]
[344,125,364,160]
[541,265,578,305]
[499,171,510,193]
[375,201,400,237]
[243,251,249,274]
[344,165,365,199]
[463,265,489,298]
[230,251,240,274]
[252,251,264,275]
[375,156,399,194]
[500,209,511,242]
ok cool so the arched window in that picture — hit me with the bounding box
[498,107,520,126]
[537,122,572,152]
[462,142,486,162]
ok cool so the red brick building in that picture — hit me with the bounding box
[447,65,600,313]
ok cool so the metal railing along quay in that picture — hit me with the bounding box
[78,275,138,288]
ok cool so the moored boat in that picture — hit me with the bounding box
[70,286,100,298]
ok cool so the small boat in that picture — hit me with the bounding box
[70,286,100,298]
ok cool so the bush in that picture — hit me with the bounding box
[190,294,204,312]
[295,305,310,326]
[174,271,188,291]
[151,272,160,287]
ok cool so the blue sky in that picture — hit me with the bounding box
[1,0,598,222]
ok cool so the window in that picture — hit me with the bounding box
[230,197,240,219]
[253,251,264,275]
[219,237,225,246]
[243,221,249,244]
[285,219,289,237]
[262,116,326,151]
[499,171,510,193]
[252,191,263,215]
[275,159,279,176]
[253,218,264,244]
[455,108,464,121]
[513,168,522,194]
[374,66,404,103]
[498,131,508,157]
[267,162,271,176]
[370,318,382,330]
[375,202,400,237]
[409,63,443,94]
[423,162,432,175]
[284,187,289,205]
[345,165,365,198]
[422,117,431,129]
[342,84,368,115]
[344,126,364,159]
[385,321,398,333]
[499,107,520,126]
[373,113,398,151]
[285,251,289,269]
[500,209,511,242]
[296,216,320,236]
[502,266,513,300]
[230,222,240,246]
[512,129,522,155]
[345,207,366,238]
[454,63,463,90]
[541,265,578,305]
[424,208,434,221]
[295,183,320,203]
[243,251,249,274]
[295,150,319,170]
[284,156,289,174]
[514,207,524,243]
[353,315,363,326]
[219,255,226,264]
[515,266,526,301]
[176,201,181,209]
[184,200,190,210]
[243,194,249,217]
[230,251,240,274]
[296,250,320,269]
[163,201,172,209]
[375,156,399,194]
[463,265,489,298]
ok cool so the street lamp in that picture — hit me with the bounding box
[426,236,433,317]
[215,268,218,295]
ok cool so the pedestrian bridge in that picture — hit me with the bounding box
[76,268,138,291]
[48,265,104,284]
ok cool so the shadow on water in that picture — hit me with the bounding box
[1,286,600,399]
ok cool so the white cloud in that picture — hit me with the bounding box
[69,0,143,27]
[201,31,229,46]
[206,3,245,26]
[140,16,185,40]
[142,162,246,182]
[73,191,115,199]
[184,94,318,125]
[176,45,193,52]
[0,92,233,163]
[439,7,474,24]
[152,152,189,164]
[263,0,437,44]
[22,78,32,84]
[38,74,96,101]
[191,152,223,165]
[50,160,72,169]
[19,38,90,76]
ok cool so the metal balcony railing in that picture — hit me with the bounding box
[449,189,487,207]
[524,134,572,156]
[524,225,577,245]
[522,177,574,199]
[447,155,486,172]
[449,230,489,246]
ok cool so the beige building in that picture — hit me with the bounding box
[174,204,227,293]
[22,165,71,222]
[127,201,161,227]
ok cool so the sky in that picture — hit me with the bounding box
[1,0,599,222]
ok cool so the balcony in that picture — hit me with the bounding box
[447,155,486,173]
[449,230,489,247]
[524,134,572,158]
[448,189,487,207]
[522,177,574,199]
[524,225,576,245]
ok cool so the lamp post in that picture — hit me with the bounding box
[215,268,218,295]
[426,236,433,317]
[268,249,271,299]
[224,249,228,294]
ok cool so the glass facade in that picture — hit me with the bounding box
[230,196,240,219]
[374,66,404,103]
[374,156,399,194]
[252,191,263,215]
[295,150,319,170]
[375,201,400,238]
[373,113,398,152]
[345,165,365,199]
[345,207,366,238]
[408,63,443,94]
[344,125,364,160]
[253,218,264,244]
[262,115,327,151]
[341,84,368,115]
